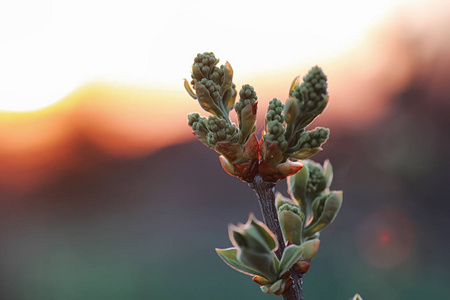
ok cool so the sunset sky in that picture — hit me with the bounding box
[0,0,448,191]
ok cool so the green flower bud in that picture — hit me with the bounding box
[286,127,329,159]
[197,78,221,105]
[290,66,328,117]
[264,98,288,151]
[187,113,210,147]
[266,98,285,123]
[191,52,219,84]
[306,162,327,196]
[278,203,302,217]
[187,52,236,122]
[206,116,240,146]
[235,84,258,114]
[284,66,329,149]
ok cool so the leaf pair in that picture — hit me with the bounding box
[277,160,342,245]
[287,159,334,219]
[216,214,320,295]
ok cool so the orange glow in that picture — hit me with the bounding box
[0,82,198,192]
[0,0,448,193]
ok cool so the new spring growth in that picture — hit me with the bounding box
[185,52,331,183]
[282,159,342,243]
[216,214,320,295]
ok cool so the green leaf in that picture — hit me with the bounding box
[323,159,333,190]
[287,166,308,212]
[238,248,278,281]
[248,214,278,251]
[215,247,268,278]
[222,86,236,113]
[194,81,224,117]
[261,278,284,294]
[222,61,233,91]
[305,192,343,237]
[184,78,197,99]
[289,75,301,96]
[284,97,300,125]
[228,214,277,254]
[279,209,304,245]
[192,64,203,81]
[286,147,322,159]
[238,102,257,144]
[278,240,320,276]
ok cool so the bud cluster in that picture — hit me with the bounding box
[306,163,327,194]
[278,203,302,217]
[206,116,240,146]
[187,113,210,147]
[290,66,328,113]
[264,98,288,151]
[191,52,219,84]
[259,67,330,176]
[186,52,330,183]
[287,160,341,237]
[235,84,258,114]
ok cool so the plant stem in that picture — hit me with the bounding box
[249,174,304,300]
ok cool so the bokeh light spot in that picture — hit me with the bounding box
[379,232,391,243]
[356,210,414,268]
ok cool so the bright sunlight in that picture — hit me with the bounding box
[0,0,399,112]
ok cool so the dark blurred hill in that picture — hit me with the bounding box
[0,81,448,299]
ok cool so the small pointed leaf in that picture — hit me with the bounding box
[239,101,258,144]
[238,248,278,281]
[192,64,203,81]
[248,214,278,251]
[222,85,237,113]
[184,78,197,99]
[219,155,236,177]
[278,240,320,276]
[284,97,300,125]
[216,247,268,278]
[289,75,301,96]
[222,61,234,91]
[279,210,304,245]
[261,278,284,294]
[323,159,333,189]
[276,160,303,178]
[305,192,343,236]
[286,148,323,160]
[287,166,309,210]
[194,81,223,117]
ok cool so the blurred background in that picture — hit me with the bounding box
[0,0,449,299]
